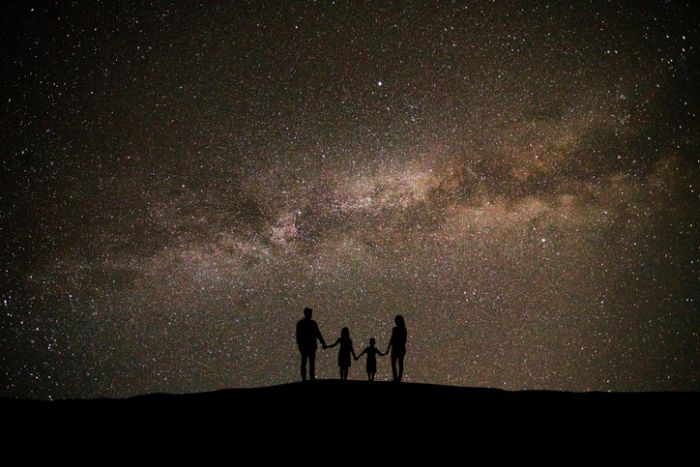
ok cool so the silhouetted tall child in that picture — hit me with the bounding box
[355,338,386,381]
[326,327,357,380]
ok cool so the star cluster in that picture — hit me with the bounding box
[1,1,699,398]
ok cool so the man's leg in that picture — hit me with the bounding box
[391,354,398,381]
[309,349,317,380]
[300,351,308,381]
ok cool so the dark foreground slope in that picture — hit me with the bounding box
[3,380,696,424]
[2,381,696,456]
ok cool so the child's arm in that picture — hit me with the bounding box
[326,338,340,349]
[355,349,366,361]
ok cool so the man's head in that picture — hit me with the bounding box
[369,337,376,347]
[304,307,313,319]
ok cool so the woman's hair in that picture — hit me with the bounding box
[341,327,350,339]
[395,315,405,329]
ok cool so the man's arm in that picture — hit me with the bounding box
[314,322,326,348]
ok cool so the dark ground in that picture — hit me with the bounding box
[3,380,696,420]
[2,381,696,454]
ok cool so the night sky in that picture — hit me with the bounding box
[2,1,699,399]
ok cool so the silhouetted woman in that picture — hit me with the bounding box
[326,327,357,380]
[385,315,407,382]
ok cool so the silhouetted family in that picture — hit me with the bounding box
[295,307,407,382]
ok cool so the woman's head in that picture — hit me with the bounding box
[341,327,350,339]
[395,314,405,328]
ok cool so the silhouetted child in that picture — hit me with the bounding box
[355,338,386,381]
[326,327,357,380]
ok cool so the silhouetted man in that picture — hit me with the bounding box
[296,307,327,381]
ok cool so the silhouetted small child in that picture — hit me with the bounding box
[355,338,386,381]
[326,327,357,380]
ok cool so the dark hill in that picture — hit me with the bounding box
[3,379,696,418]
[2,381,696,446]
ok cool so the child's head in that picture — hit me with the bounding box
[341,327,350,339]
[369,337,376,347]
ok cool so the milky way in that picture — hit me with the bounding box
[2,1,699,398]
